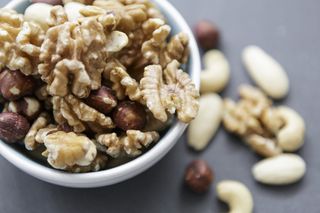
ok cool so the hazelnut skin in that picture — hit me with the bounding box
[85,86,117,115]
[7,97,41,121]
[194,20,220,50]
[31,0,62,5]
[0,69,36,101]
[184,160,214,193]
[113,101,146,131]
[0,112,30,143]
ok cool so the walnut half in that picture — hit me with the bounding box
[140,60,199,123]
[96,130,159,158]
[42,131,97,170]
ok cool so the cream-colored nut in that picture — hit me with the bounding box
[64,2,85,22]
[245,134,282,157]
[106,31,129,52]
[252,154,306,185]
[242,45,289,99]
[276,106,305,152]
[42,131,97,170]
[260,107,284,134]
[187,93,223,151]
[24,3,53,29]
[216,180,253,213]
[200,50,230,93]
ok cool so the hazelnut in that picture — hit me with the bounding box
[113,101,146,131]
[194,20,220,50]
[7,97,41,121]
[184,160,214,193]
[0,70,36,101]
[31,0,62,5]
[85,86,117,114]
[0,112,30,143]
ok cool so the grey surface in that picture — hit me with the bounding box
[0,0,320,212]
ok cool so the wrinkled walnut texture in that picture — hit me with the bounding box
[42,131,97,170]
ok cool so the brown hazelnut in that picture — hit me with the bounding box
[194,20,220,50]
[7,97,41,121]
[0,112,30,143]
[31,0,62,5]
[0,70,36,101]
[113,101,146,131]
[85,86,117,114]
[184,160,214,193]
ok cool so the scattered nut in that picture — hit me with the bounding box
[7,97,41,120]
[245,134,282,157]
[85,86,117,115]
[0,112,30,143]
[222,85,305,157]
[113,101,146,131]
[276,106,305,152]
[188,93,223,151]
[242,45,289,99]
[184,160,214,193]
[200,50,230,93]
[24,3,53,29]
[0,69,36,101]
[194,20,219,49]
[252,154,306,185]
[31,0,62,5]
[216,180,253,213]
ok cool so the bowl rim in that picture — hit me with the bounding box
[1,0,201,188]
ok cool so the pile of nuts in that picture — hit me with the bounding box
[183,20,307,212]
[0,0,200,172]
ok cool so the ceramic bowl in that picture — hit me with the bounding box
[0,0,201,188]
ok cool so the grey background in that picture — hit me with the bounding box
[0,0,320,212]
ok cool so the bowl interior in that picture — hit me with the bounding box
[0,0,200,187]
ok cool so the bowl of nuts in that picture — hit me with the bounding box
[0,0,200,187]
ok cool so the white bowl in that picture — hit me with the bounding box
[0,0,201,188]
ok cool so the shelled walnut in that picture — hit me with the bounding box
[42,131,97,169]
[223,85,305,157]
[96,130,159,157]
[52,95,114,133]
[141,60,199,123]
[39,9,128,98]
[24,112,51,150]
